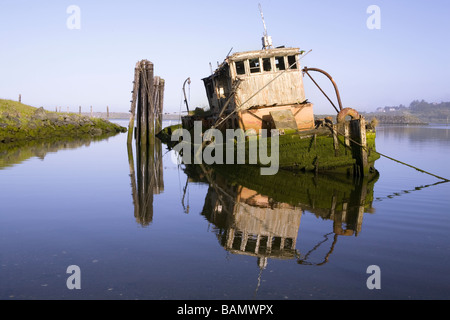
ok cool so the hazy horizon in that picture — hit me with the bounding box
[1,1,449,114]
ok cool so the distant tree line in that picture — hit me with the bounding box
[373,100,450,123]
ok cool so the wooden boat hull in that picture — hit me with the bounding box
[156,117,379,177]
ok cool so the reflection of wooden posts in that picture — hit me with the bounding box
[333,177,368,236]
[127,59,165,226]
[127,142,139,219]
[155,138,164,194]
[128,135,165,226]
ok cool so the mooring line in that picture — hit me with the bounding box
[328,124,450,182]
[374,150,449,182]
[374,180,448,202]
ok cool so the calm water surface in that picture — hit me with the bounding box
[1,121,449,300]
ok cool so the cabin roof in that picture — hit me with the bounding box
[203,47,302,80]
[226,47,301,62]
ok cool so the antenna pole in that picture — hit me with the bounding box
[259,4,272,49]
[259,3,268,37]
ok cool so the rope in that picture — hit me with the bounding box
[327,124,450,182]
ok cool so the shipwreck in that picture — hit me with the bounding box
[158,7,379,177]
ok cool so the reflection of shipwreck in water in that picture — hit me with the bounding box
[185,164,379,268]
[202,181,301,269]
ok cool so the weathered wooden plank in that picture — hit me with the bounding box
[350,118,369,176]
[128,62,141,144]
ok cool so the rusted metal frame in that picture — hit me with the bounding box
[182,77,191,113]
[302,67,343,113]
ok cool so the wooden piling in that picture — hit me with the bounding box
[332,124,339,156]
[152,76,160,141]
[126,59,166,225]
[350,117,369,177]
[139,62,149,147]
[146,61,155,144]
[128,62,141,145]
[156,78,165,134]
[129,59,163,147]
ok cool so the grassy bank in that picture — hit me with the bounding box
[0,99,127,143]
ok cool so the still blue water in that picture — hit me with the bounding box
[1,121,449,300]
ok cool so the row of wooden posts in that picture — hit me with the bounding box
[18,94,110,118]
[127,59,165,226]
[55,106,109,118]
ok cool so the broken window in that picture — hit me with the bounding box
[205,81,214,99]
[235,60,245,75]
[287,55,297,69]
[275,56,285,71]
[263,57,272,72]
[249,58,261,73]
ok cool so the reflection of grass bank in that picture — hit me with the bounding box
[0,99,127,143]
[0,134,118,169]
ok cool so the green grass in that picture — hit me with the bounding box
[0,99,36,125]
[0,99,126,143]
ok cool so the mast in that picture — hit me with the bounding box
[259,4,273,50]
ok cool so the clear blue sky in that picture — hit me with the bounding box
[1,0,449,114]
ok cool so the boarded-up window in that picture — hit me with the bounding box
[287,55,297,69]
[275,56,285,71]
[249,58,261,73]
[235,61,245,75]
[263,58,272,72]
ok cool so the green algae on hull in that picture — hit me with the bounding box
[157,123,379,176]
[0,99,127,143]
